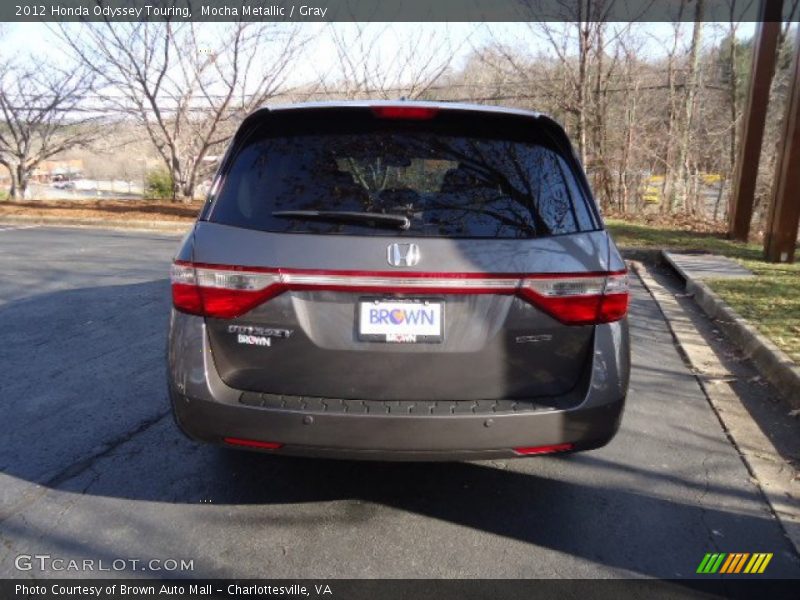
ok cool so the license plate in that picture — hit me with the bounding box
[358,299,443,343]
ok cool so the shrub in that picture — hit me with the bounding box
[145,169,174,199]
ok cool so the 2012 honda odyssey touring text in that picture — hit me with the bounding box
[167,101,631,460]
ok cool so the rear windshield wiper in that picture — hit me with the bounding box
[272,210,411,230]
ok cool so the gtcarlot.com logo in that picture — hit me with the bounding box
[15,554,194,572]
[696,552,773,574]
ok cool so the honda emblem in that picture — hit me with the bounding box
[387,243,421,267]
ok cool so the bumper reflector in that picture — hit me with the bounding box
[223,437,283,450]
[513,443,574,455]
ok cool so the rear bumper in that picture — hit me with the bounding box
[168,311,629,461]
[173,395,623,461]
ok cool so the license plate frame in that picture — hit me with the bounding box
[357,297,444,343]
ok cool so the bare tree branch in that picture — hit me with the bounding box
[0,52,100,199]
[56,21,306,200]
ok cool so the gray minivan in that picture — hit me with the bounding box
[167,101,630,460]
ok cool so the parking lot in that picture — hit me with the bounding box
[0,225,798,579]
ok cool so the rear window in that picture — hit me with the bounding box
[208,116,598,238]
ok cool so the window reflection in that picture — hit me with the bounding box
[214,132,595,238]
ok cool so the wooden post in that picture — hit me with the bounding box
[764,25,800,263]
[728,0,782,242]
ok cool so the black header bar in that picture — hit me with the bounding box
[4,0,800,23]
[4,579,800,600]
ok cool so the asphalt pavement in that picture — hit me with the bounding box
[0,225,798,579]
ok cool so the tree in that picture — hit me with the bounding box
[479,2,635,207]
[714,11,752,220]
[0,56,98,200]
[674,0,705,215]
[59,21,304,201]
[314,23,463,99]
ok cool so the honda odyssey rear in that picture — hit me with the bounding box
[167,101,630,460]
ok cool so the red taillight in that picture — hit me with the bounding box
[170,261,629,325]
[197,287,282,319]
[371,105,439,120]
[170,262,281,319]
[514,443,574,455]
[597,293,630,323]
[518,271,629,325]
[171,282,203,315]
[223,437,283,450]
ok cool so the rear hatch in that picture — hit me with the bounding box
[172,104,627,403]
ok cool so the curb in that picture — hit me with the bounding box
[0,214,191,234]
[662,250,800,408]
[618,247,664,264]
